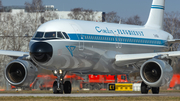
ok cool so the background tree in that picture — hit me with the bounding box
[105,11,143,25]
[24,0,58,37]
[42,11,58,22]
[68,8,97,21]
[164,12,180,51]
[0,0,3,12]
[0,0,59,88]
[105,11,120,23]
[25,0,44,35]
[124,15,143,25]
[68,8,83,20]
[25,0,44,12]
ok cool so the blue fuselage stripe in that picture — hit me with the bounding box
[68,34,167,46]
[151,5,164,10]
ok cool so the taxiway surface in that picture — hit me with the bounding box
[0,93,179,97]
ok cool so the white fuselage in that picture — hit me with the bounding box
[29,19,173,74]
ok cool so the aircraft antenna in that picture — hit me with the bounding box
[119,19,121,24]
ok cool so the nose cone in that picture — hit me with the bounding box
[30,42,53,63]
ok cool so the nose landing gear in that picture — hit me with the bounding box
[52,70,72,94]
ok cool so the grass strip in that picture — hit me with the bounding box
[0,96,180,101]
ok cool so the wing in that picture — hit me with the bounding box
[115,51,180,66]
[0,50,29,58]
[168,39,180,44]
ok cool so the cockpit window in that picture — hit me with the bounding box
[33,31,68,40]
[57,32,65,39]
[35,32,44,38]
[62,32,69,39]
[44,32,56,38]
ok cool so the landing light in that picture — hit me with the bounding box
[59,70,62,74]
[54,70,57,74]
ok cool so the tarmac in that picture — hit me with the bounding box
[0,93,179,97]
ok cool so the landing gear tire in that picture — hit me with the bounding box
[64,81,71,94]
[141,82,148,94]
[53,81,63,94]
[152,87,159,94]
[53,81,59,94]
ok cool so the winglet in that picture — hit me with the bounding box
[145,0,165,30]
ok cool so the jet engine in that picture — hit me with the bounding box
[4,59,38,87]
[140,58,173,87]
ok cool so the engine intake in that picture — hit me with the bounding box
[140,58,173,87]
[143,62,161,83]
[5,59,38,87]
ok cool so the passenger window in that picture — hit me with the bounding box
[35,32,44,38]
[62,32,69,39]
[44,32,56,38]
[57,32,65,39]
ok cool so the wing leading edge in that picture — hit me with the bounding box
[0,50,29,58]
[115,51,180,66]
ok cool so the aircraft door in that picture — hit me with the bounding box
[71,24,84,50]
[114,33,122,48]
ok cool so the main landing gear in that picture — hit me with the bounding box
[141,82,159,94]
[52,70,71,94]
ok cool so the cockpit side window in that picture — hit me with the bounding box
[57,32,65,39]
[35,32,44,38]
[62,32,69,39]
[44,32,56,38]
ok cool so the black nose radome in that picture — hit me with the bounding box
[30,42,53,63]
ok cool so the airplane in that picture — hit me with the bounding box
[1,0,179,94]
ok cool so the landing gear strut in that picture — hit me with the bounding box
[141,82,159,94]
[52,70,72,94]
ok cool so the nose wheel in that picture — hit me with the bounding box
[64,81,71,94]
[52,70,72,94]
[53,81,63,94]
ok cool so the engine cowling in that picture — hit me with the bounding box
[140,58,173,87]
[4,59,38,87]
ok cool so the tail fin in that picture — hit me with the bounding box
[145,0,165,30]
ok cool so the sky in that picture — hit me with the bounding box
[1,0,180,23]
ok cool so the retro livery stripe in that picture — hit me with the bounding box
[151,5,164,10]
[68,34,167,46]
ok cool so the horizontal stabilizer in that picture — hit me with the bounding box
[167,39,180,44]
